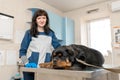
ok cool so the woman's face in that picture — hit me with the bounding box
[36,15,47,28]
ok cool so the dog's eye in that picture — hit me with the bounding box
[58,53,62,57]
[52,52,63,58]
[52,53,56,57]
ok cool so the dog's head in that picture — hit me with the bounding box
[51,46,76,69]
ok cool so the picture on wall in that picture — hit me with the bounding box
[113,26,120,48]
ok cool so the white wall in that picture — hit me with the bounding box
[64,1,120,66]
[0,0,63,80]
[111,11,120,65]
[64,1,111,44]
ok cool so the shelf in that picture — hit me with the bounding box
[27,8,39,15]
[26,22,31,24]
[27,8,39,12]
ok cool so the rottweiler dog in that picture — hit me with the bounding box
[40,44,105,70]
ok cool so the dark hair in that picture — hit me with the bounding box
[30,9,51,37]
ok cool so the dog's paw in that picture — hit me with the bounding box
[39,62,53,69]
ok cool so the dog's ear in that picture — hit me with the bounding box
[71,45,86,61]
[76,52,86,61]
[65,46,76,62]
[66,46,75,55]
[65,49,74,56]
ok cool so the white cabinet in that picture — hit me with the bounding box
[0,13,14,40]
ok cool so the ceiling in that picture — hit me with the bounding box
[40,0,112,12]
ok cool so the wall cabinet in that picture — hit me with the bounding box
[0,13,14,40]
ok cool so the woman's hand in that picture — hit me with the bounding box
[25,63,37,68]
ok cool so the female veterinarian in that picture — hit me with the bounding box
[19,9,61,80]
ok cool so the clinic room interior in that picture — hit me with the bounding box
[0,0,120,80]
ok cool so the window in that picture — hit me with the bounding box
[87,18,112,56]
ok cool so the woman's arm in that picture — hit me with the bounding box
[19,30,31,63]
[51,31,61,49]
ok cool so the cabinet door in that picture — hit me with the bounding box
[64,17,75,45]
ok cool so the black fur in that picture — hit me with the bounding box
[52,44,105,70]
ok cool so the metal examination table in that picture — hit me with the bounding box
[20,67,119,80]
